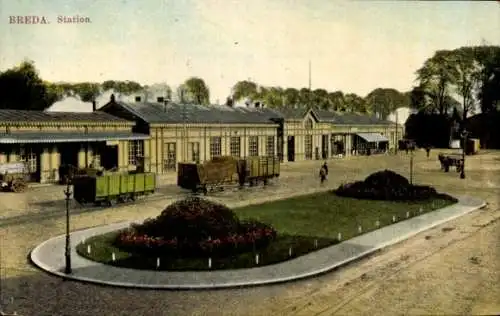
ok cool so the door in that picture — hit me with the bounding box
[287,136,295,162]
[101,145,118,170]
[321,135,329,159]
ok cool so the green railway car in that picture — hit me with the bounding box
[73,172,156,206]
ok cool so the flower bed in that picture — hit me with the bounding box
[334,170,458,201]
[113,197,278,258]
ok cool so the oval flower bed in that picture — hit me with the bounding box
[115,220,277,258]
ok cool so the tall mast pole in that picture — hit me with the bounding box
[308,60,312,107]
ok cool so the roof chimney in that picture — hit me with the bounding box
[92,100,97,112]
[135,96,142,102]
[157,96,164,103]
[110,94,116,103]
[254,102,260,108]
[163,99,169,112]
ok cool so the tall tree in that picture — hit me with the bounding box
[283,87,300,107]
[311,88,329,110]
[327,91,345,111]
[416,50,456,115]
[449,47,482,124]
[365,88,408,119]
[71,82,102,102]
[344,93,367,113]
[298,88,311,107]
[0,60,61,110]
[183,77,210,104]
[232,80,259,101]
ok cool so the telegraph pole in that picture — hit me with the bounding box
[308,60,312,107]
[395,109,399,154]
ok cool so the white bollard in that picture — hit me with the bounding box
[87,245,91,254]
[208,257,212,269]
[392,215,396,223]
[112,252,116,262]
[314,239,318,248]
[156,257,160,269]
[255,254,260,265]
[375,220,380,227]
[337,232,342,241]
[406,211,410,218]
[208,236,212,241]
[358,226,362,233]
[288,247,292,257]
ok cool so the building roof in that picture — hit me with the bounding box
[0,109,131,124]
[0,131,148,144]
[103,101,284,125]
[311,108,395,125]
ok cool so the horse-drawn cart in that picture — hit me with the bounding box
[0,162,29,193]
[438,153,464,173]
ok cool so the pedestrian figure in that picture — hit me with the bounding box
[425,146,431,158]
[322,161,328,175]
[319,166,327,184]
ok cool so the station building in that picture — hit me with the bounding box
[0,109,147,183]
[0,95,403,183]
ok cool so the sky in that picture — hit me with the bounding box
[1,0,499,104]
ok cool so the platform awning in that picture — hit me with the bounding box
[356,133,389,142]
[0,132,149,144]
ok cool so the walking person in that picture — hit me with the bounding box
[425,145,431,158]
[319,161,328,184]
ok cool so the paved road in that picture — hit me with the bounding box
[0,150,499,315]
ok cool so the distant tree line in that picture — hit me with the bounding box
[1,44,498,129]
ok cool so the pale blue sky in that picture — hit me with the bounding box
[1,0,499,103]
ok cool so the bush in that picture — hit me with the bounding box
[115,197,277,257]
[334,169,456,202]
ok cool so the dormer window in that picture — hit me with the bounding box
[305,118,313,130]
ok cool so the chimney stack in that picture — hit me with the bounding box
[92,100,97,112]
[110,94,116,103]
[135,96,142,102]
[163,99,169,112]
[254,102,260,108]
[157,97,164,103]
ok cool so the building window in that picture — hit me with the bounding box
[230,136,241,157]
[305,118,313,130]
[266,136,275,156]
[128,140,144,165]
[19,146,37,173]
[249,136,259,157]
[305,135,313,160]
[164,142,176,171]
[210,136,222,159]
[189,142,200,162]
[91,154,101,168]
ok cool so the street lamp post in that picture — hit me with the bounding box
[64,181,72,274]
[460,130,468,179]
[409,146,414,185]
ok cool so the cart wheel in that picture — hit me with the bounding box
[11,180,26,193]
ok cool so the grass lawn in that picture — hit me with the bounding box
[76,192,456,271]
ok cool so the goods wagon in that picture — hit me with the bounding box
[178,156,280,194]
[73,172,156,206]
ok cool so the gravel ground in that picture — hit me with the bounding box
[0,150,499,315]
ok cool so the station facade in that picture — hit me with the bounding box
[0,95,403,183]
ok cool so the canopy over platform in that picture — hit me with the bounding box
[0,132,149,144]
[356,133,389,143]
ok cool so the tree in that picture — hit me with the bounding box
[416,50,456,115]
[311,88,329,110]
[260,86,284,108]
[232,80,259,101]
[449,48,482,125]
[327,91,345,111]
[365,88,408,119]
[283,87,300,107]
[0,60,62,110]
[474,45,500,113]
[183,77,210,104]
[71,82,102,102]
[298,88,311,107]
[343,93,367,113]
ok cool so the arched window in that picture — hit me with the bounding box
[305,118,313,130]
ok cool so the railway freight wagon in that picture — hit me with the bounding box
[73,172,156,206]
[177,156,280,194]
